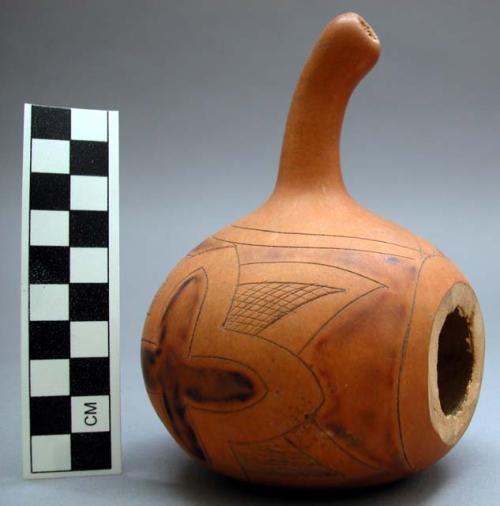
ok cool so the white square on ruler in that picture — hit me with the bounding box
[31,139,70,174]
[71,396,110,433]
[70,175,107,211]
[70,248,108,283]
[30,284,69,321]
[30,359,70,396]
[30,210,69,246]
[71,109,107,142]
[31,435,71,472]
[70,321,108,357]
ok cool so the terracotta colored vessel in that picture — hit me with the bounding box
[142,12,485,488]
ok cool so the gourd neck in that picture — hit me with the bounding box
[272,13,380,199]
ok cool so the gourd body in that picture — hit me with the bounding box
[141,13,484,488]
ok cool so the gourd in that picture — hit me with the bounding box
[141,12,484,488]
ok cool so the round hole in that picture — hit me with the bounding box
[437,307,474,415]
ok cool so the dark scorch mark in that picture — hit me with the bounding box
[142,270,258,463]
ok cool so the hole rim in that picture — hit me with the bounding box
[428,282,485,446]
[357,15,379,41]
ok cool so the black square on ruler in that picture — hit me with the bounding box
[70,141,108,176]
[30,321,70,359]
[70,358,110,396]
[30,246,69,284]
[31,106,71,140]
[30,173,70,210]
[30,396,71,435]
[70,283,109,321]
[70,211,108,247]
[71,432,111,470]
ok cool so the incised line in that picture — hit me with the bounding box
[212,235,415,260]
[231,225,421,252]
[221,244,241,328]
[228,441,250,481]
[283,435,343,476]
[239,260,388,288]
[226,326,326,411]
[395,254,436,470]
[298,285,386,355]
[186,245,234,258]
[313,420,382,471]
[187,353,269,414]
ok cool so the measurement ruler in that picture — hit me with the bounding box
[21,104,121,478]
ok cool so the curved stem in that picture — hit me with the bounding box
[273,13,381,197]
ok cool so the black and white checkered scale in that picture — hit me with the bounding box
[27,106,112,473]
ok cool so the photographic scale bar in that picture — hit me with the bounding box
[21,104,121,478]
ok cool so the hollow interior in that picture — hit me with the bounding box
[437,308,474,415]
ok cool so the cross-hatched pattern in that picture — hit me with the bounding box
[232,437,338,478]
[224,282,343,335]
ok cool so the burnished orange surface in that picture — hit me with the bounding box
[141,12,484,488]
